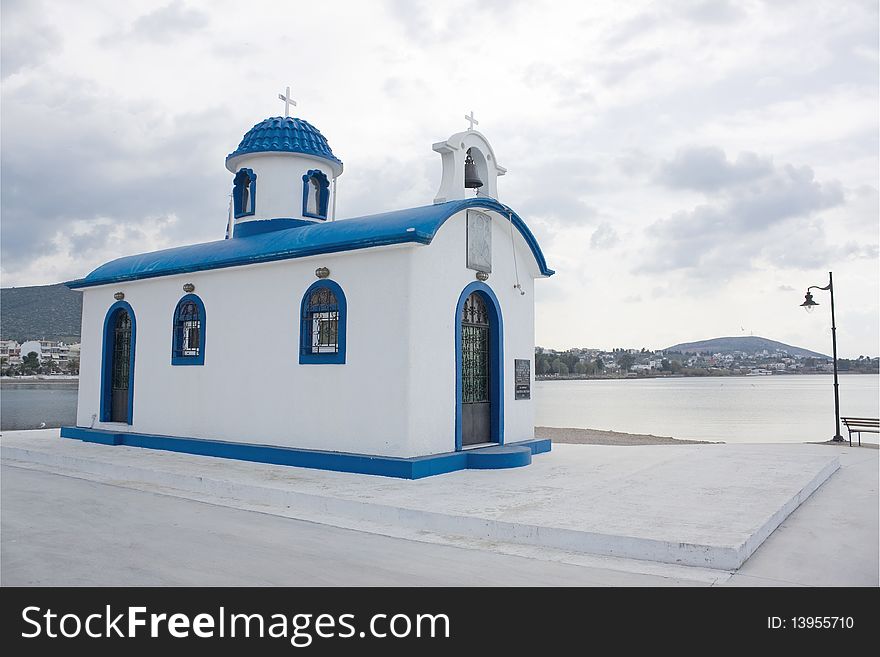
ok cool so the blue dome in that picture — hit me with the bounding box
[226,117,342,166]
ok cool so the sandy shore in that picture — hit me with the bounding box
[535,426,716,446]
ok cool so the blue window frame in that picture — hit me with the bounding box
[171,294,206,366]
[233,168,256,218]
[454,282,503,451]
[302,169,330,220]
[299,279,346,364]
[100,300,136,424]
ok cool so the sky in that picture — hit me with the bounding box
[1,0,877,357]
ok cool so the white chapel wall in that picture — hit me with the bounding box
[233,152,337,223]
[76,211,542,458]
[404,209,538,456]
[76,245,419,457]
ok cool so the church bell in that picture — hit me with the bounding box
[464,149,483,189]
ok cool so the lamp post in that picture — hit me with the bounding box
[801,271,844,442]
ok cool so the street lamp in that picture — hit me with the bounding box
[800,291,818,313]
[801,271,843,442]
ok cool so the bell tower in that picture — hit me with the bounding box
[432,112,506,204]
[224,88,344,238]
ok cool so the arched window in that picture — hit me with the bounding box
[299,280,346,364]
[454,282,504,450]
[172,294,206,365]
[233,168,256,218]
[307,177,320,215]
[302,169,330,220]
[100,300,137,424]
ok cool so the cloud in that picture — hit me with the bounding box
[0,0,62,79]
[0,75,233,281]
[102,0,209,44]
[0,1,876,355]
[657,146,774,191]
[6,216,180,288]
[386,0,524,43]
[639,151,845,275]
[508,153,605,225]
[777,284,796,292]
[599,51,664,87]
[602,0,744,49]
[590,222,619,249]
[680,0,744,25]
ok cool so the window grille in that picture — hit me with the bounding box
[172,296,205,365]
[302,287,339,355]
[112,311,132,391]
[461,293,490,404]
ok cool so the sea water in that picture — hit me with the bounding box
[535,374,879,444]
[2,375,878,444]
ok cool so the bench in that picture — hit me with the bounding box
[841,417,879,446]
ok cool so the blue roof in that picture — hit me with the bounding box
[66,198,554,289]
[226,117,342,166]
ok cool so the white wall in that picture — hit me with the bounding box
[77,246,418,456]
[405,209,539,455]
[232,152,339,223]
[76,211,545,458]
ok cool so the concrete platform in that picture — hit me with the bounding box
[1,430,840,570]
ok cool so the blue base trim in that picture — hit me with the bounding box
[60,427,550,479]
[511,438,552,455]
[234,218,315,238]
[62,426,124,445]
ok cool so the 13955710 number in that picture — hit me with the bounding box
[768,616,854,630]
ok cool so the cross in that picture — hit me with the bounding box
[279,86,297,117]
[464,110,479,131]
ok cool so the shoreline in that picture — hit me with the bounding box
[1,377,79,385]
[537,426,878,448]
[536,371,877,382]
[536,426,717,446]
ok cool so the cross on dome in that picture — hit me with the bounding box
[278,86,297,117]
[465,111,479,131]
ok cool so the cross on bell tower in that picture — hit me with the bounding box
[464,110,479,131]
[278,86,297,117]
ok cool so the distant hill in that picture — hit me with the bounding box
[666,336,828,359]
[1,283,82,343]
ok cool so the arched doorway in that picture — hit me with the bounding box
[101,301,136,424]
[455,283,503,449]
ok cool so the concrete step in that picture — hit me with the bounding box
[467,445,532,469]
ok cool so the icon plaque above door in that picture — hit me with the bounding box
[466,211,492,273]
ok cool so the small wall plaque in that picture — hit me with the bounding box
[466,211,492,272]
[113,292,125,301]
[515,359,531,400]
[183,283,195,293]
[315,267,330,279]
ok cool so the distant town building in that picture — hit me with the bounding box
[18,340,72,363]
[0,340,21,364]
[534,342,876,379]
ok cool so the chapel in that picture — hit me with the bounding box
[62,96,554,478]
